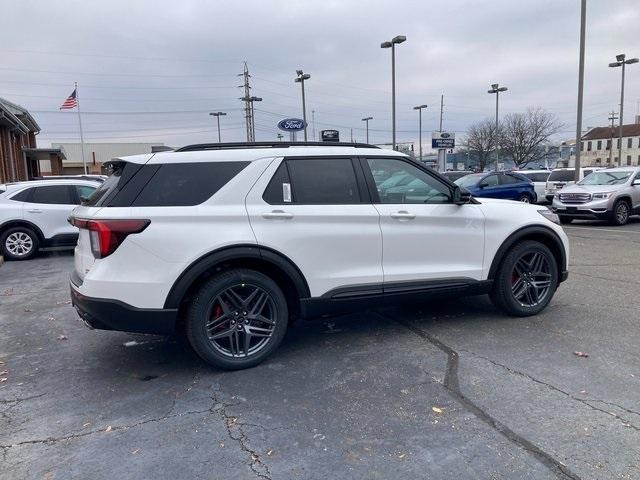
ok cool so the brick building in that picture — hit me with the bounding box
[0,97,65,183]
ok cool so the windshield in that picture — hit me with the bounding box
[548,170,575,182]
[455,174,483,188]
[578,171,632,186]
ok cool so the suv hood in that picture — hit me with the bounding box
[559,183,627,194]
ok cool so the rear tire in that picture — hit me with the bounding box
[185,269,288,370]
[609,199,630,226]
[558,215,573,225]
[1,227,39,260]
[490,240,558,316]
[518,194,531,203]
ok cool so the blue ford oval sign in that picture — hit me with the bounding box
[440,132,451,138]
[278,118,306,131]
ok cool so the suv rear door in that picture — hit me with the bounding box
[21,184,80,242]
[362,157,485,284]
[245,156,383,297]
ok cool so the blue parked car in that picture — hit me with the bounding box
[454,172,537,203]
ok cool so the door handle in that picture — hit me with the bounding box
[390,211,416,220]
[27,209,43,213]
[262,210,294,219]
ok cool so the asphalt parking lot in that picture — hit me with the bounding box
[1,220,639,480]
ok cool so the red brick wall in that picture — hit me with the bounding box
[0,127,34,183]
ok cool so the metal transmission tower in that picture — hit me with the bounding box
[238,62,261,142]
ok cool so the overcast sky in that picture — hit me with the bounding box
[2,0,639,151]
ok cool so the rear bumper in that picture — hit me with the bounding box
[70,276,177,335]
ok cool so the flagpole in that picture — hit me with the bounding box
[75,82,87,174]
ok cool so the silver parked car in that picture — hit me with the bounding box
[551,167,640,225]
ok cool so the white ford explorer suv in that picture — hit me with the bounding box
[0,177,101,260]
[69,142,569,370]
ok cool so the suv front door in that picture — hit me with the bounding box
[363,157,485,284]
[246,157,383,297]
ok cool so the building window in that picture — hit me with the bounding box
[628,138,633,149]
[627,155,632,166]
[595,158,601,165]
[606,139,611,150]
[580,142,585,151]
[597,140,602,150]
[617,138,620,149]
[587,141,592,151]
[615,157,618,164]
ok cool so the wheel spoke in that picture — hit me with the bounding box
[206,312,231,330]
[209,327,234,341]
[248,291,268,316]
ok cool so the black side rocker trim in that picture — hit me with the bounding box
[70,280,177,335]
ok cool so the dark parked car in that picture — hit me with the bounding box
[455,172,537,203]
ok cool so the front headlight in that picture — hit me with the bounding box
[592,192,614,199]
[538,209,560,224]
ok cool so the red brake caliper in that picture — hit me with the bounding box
[213,304,225,331]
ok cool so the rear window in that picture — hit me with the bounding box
[520,172,550,182]
[286,158,361,204]
[83,162,136,207]
[132,162,249,207]
[548,170,575,182]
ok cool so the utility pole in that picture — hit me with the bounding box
[574,0,586,180]
[608,111,618,165]
[277,133,284,142]
[238,62,253,142]
[413,105,427,162]
[295,70,311,141]
[209,112,226,143]
[312,110,316,140]
[439,94,444,132]
[609,53,639,166]
[361,116,373,144]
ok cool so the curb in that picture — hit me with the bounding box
[0,256,3,268]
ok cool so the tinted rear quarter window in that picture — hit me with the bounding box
[132,161,249,207]
[286,158,361,204]
[263,162,291,204]
[548,170,575,182]
[10,188,34,202]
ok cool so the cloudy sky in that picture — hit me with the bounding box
[2,0,639,151]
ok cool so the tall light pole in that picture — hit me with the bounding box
[609,53,639,166]
[295,70,311,141]
[488,83,508,171]
[412,105,427,161]
[381,35,406,150]
[574,0,587,179]
[209,112,226,143]
[361,116,373,144]
[249,97,262,142]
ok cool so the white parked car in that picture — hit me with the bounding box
[0,177,101,260]
[544,167,601,202]
[513,169,551,203]
[69,142,570,370]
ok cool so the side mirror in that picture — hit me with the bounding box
[453,186,471,205]
[478,182,488,189]
[633,179,640,186]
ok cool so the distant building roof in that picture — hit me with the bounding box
[583,123,640,140]
[51,142,164,165]
[0,97,40,133]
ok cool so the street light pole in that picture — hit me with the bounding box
[209,112,227,143]
[609,53,639,166]
[361,117,373,144]
[413,105,427,161]
[295,70,311,141]
[488,83,508,171]
[381,35,406,150]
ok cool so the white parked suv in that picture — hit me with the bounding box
[69,142,570,370]
[544,167,601,202]
[513,169,551,203]
[0,177,101,260]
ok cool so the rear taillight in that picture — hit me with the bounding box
[71,217,150,258]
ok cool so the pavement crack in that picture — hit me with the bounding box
[461,350,640,431]
[391,315,582,480]
[0,393,46,404]
[210,390,272,480]
[0,408,210,450]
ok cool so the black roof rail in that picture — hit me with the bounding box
[175,141,380,152]
[30,175,106,182]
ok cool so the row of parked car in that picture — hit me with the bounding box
[442,166,640,225]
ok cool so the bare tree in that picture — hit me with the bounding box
[462,118,498,171]
[499,108,563,168]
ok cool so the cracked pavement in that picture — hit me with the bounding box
[1,219,639,479]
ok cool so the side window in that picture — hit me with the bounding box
[10,188,34,202]
[75,185,97,203]
[132,162,249,207]
[532,172,550,182]
[481,175,500,187]
[263,162,291,204]
[286,158,361,204]
[29,185,74,205]
[366,158,451,204]
[499,174,521,185]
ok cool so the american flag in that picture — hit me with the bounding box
[59,88,78,109]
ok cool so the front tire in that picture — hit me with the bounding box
[490,240,558,316]
[1,227,39,260]
[518,194,531,203]
[185,269,288,370]
[609,199,630,226]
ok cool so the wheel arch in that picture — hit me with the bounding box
[488,225,566,280]
[0,219,45,243]
[164,244,311,318]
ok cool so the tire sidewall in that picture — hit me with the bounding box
[1,227,39,260]
[186,269,288,370]
[493,240,558,316]
[611,200,630,226]
[518,194,531,203]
